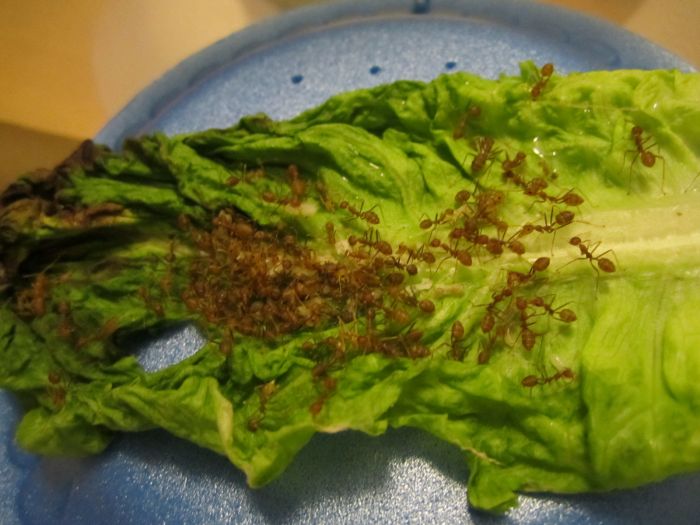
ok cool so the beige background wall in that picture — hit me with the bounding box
[1,0,697,184]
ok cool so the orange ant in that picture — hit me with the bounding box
[474,190,506,228]
[528,296,577,323]
[339,200,380,225]
[389,328,426,357]
[287,164,305,207]
[514,297,539,351]
[471,137,499,173]
[511,208,574,246]
[626,125,666,193]
[325,222,336,245]
[631,126,659,168]
[453,104,482,140]
[531,185,584,207]
[219,327,234,355]
[477,324,508,364]
[248,379,280,428]
[520,325,538,351]
[553,189,584,207]
[530,63,554,100]
[30,272,49,317]
[568,236,616,274]
[449,320,466,360]
[502,151,527,172]
[419,208,455,230]
[434,240,473,267]
[57,301,75,339]
[487,274,518,309]
[484,258,548,312]
[15,271,50,318]
[397,243,434,265]
[524,177,549,197]
[521,367,574,388]
[315,181,335,211]
[310,388,332,416]
[46,369,69,408]
[352,229,393,257]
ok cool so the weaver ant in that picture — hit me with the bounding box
[449,320,466,360]
[521,367,574,388]
[530,63,554,100]
[286,164,306,207]
[502,151,527,172]
[625,125,666,194]
[568,236,616,274]
[471,137,499,173]
[453,104,482,139]
[419,208,454,230]
[339,200,380,225]
[528,296,577,323]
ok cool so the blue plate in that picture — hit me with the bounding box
[2,1,698,523]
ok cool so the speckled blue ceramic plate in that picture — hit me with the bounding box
[2,1,698,523]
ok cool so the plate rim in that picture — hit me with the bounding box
[95,0,694,148]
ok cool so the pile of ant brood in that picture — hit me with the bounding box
[175,132,624,401]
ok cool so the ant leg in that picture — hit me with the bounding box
[622,149,640,195]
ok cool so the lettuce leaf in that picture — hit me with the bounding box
[2,62,700,512]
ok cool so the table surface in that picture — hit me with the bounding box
[0,0,697,183]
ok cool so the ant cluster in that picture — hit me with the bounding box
[178,198,452,418]
[444,99,623,385]
[476,257,578,366]
[407,170,586,373]
[211,129,619,399]
[180,204,435,344]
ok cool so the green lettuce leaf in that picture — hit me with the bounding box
[2,62,700,512]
